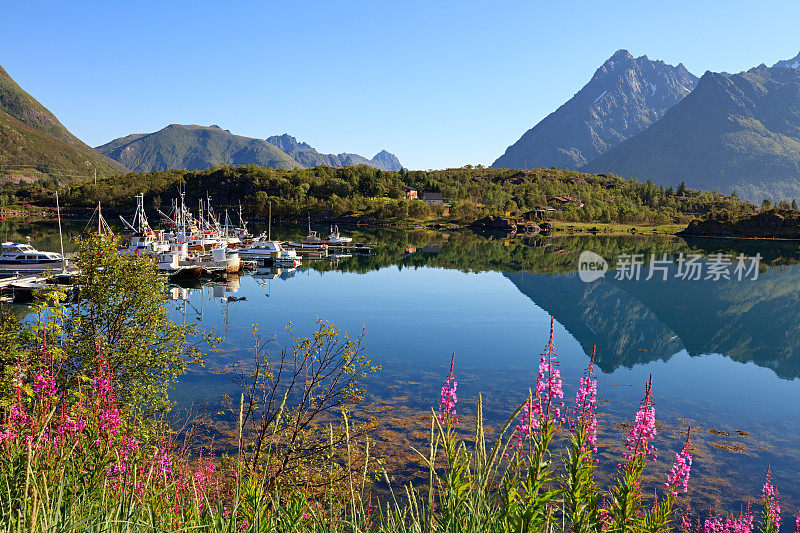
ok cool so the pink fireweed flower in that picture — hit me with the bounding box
[33,370,56,397]
[510,400,542,452]
[536,317,564,423]
[703,517,724,533]
[193,456,218,511]
[571,345,598,454]
[10,402,29,429]
[152,446,174,478]
[665,426,693,497]
[623,374,657,461]
[98,405,121,438]
[0,427,12,448]
[92,370,121,440]
[92,374,114,401]
[702,512,754,533]
[437,353,458,425]
[762,465,780,531]
[793,515,799,533]
[107,437,140,480]
[510,318,564,453]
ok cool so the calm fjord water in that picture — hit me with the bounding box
[10,221,800,519]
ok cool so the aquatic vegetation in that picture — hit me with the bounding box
[0,316,794,532]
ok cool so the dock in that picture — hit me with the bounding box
[0,273,77,303]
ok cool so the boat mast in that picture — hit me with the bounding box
[55,190,65,271]
[268,201,272,241]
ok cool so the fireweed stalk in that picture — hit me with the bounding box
[562,345,602,530]
[437,352,458,426]
[571,345,599,456]
[605,374,659,528]
[509,317,564,454]
[761,464,780,533]
[665,426,693,498]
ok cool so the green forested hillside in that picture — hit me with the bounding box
[0,65,127,183]
[95,124,301,172]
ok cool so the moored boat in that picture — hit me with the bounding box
[0,242,68,272]
[235,238,301,267]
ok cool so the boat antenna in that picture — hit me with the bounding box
[55,190,65,271]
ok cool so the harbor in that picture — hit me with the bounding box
[0,195,374,293]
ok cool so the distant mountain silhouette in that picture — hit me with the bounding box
[266,133,402,171]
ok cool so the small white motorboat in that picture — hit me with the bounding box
[0,242,68,272]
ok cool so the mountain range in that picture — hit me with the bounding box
[265,134,402,171]
[495,50,800,201]
[0,64,127,183]
[584,57,800,200]
[96,126,403,173]
[493,50,698,170]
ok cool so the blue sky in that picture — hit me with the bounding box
[3,0,800,170]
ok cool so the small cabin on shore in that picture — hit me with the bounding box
[547,196,584,208]
[422,192,444,205]
[401,186,418,200]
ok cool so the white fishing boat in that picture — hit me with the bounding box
[195,247,242,275]
[235,238,300,266]
[120,193,169,256]
[326,225,352,244]
[154,242,202,279]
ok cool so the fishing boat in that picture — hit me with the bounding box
[237,201,300,266]
[195,247,242,275]
[120,194,169,255]
[326,225,352,244]
[235,238,300,267]
[154,242,202,279]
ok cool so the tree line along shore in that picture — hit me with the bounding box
[0,164,761,232]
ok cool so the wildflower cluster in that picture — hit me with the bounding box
[571,346,598,454]
[0,351,228,528]
[437,352,458,425]
[623,374,657,461]
[665,427,693,497]
[510,317,564,452]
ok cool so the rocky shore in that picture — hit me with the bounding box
[678,210,800,239]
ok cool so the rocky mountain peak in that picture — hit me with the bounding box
[494,50,698,170]
[772,52,800,69]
